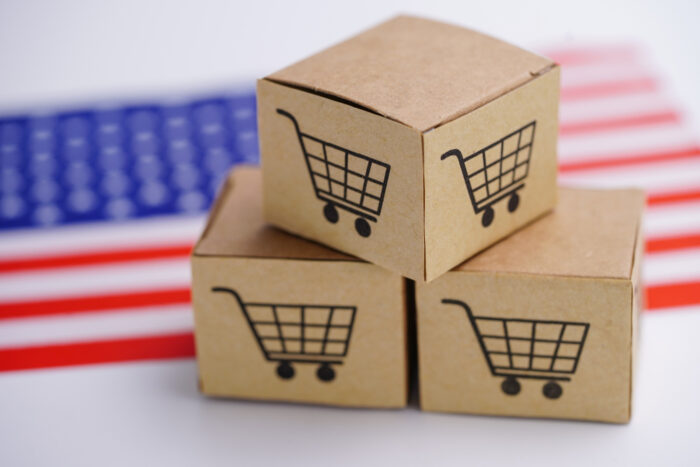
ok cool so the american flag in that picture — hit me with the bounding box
[0,43,698,375]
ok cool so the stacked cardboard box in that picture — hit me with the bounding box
[191,16,643,423]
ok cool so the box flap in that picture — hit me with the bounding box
[194,166,357,261]
[455,187,645,279]
[267,15,554,132]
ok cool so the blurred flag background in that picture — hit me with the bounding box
[1,43,698,370]
[1,1,699,466]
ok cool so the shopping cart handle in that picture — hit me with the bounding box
[442,298,474,319]
[212,286,246,310]
[440,149,463,161]
[276,108,301,134]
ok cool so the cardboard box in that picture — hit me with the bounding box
[258,15,559,281]
[415,187,644,423]
[191,167,409,408]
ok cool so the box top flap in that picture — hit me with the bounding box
[266,15,554,132]
[194,166,357,261]
[455,187,645,279]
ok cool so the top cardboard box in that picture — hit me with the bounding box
[258,15,560,281]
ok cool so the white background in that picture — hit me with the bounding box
[0,0,699,130]
[1,1,700,466]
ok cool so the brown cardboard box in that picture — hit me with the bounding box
[191,167,408,408]
[415,187,644,423]
[258,15,559,282]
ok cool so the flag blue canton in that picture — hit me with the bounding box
[0,92,259,230]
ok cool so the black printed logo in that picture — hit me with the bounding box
[213,287,356,382]
[441,121,535,227]
[278,109,390,238]
[442,299,589,400]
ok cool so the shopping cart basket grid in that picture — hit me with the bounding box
[277,108,390,237]
[501,319,514,369]
[441,121,535,227]
[321,307,335,355]
[213,287,356,382]
[443,298,589,399]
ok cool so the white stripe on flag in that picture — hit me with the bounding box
[559,158,700,192]
[0,215,204,260]
[0,304,193,349]
[645,201,700,238]
[559,93,676,124]
[644,248,700,285]
[558,124,695,161]
[0,258,191,302]
[559,61,651,87]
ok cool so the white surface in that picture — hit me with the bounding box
[1,309,699,467]
[2,1,700,466]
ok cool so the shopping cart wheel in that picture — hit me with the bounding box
[543,381,563,399]
[323,203,339,223]
[507,192,520,212]
[276,361,295,380]
[316,363,335,382]
[482,207,495,227]
[355,218,371,237]
[501,376,521,395]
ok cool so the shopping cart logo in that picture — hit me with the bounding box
[277,109,391,238]
[213,287,357,382]
[441,121,536,227]
[443,299,589,400]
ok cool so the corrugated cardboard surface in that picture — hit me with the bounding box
[258,79,425,280]
[416,273,634,423]
[415,187,644,423]
[424,67,560,280]
[268,15,553,132]
[455,187,645,279]
[191,167,408,408]
[193,258,408,408]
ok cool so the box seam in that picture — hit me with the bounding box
[627,278,634,422]
[421,132,428,281]
[192,252,367,264]
[626,202,644,422]
[452,269,632,283]
[264,65,558,133]
[426,64,559,132]
[402,278,413,406]
[263,77,408,127]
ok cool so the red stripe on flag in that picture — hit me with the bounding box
[559,146,700,172]
[0,332,195,372]
[0,287,191,320]
[648,188,700,206]
[559,110,681,136]
[0,284,696,373]
[647,233,700,253]
[647,281,700,310]
[560,77,657,101]
[0,244,193,274]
